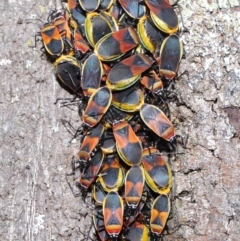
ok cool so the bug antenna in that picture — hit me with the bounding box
[25,18,45,25]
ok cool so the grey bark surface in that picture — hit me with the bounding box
[0,0,239,241]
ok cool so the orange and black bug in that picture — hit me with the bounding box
[112,120,142,166]
[79,150,104,200]
[81,53,103,96]
[26,15,63,57]
[112,86,144,112]
[137,15,165,55]
[38,10,72,56]
[97,154,124,192]
[93,205,110,241]
[38,20,64,57]
[54,54,82,94]
[158,34,183,80]
[85,12,116,47]
[118,0,146,19]
[79,0,100,12]
[141,70,163,95]
[124,165,145,212]
[140,103,175,142]
[103,191,124,240]
[145,0,179,34]
[77,122,105,169]
[150,194,171,240]
[106,54,153,91]
[83,86,112,127]
[94,27,140,61]
[123,221,149,241]
[141,147,172,194]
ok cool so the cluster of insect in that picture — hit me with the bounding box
[34,0,187,240]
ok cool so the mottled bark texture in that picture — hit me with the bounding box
[0,0,239,240]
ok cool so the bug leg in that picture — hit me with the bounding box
[65,156,82,198]
[176,70,189,81]
[176,134,189,149]
[60,119,84,142]
[54,95,79,106]
[31,32,41,48]
[61,118,77,134]
[79,227,95,241]
[172,1,189,33]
